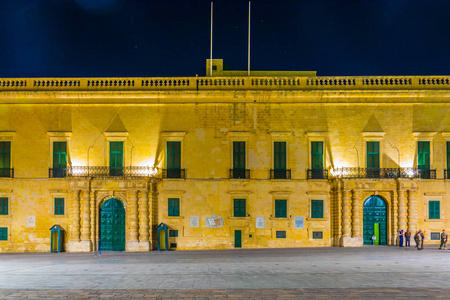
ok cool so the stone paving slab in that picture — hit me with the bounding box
[1,288,450,299]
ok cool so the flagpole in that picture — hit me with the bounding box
[248,1,251,76]
[210,2,213,76]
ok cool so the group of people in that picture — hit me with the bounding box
[398,229,448,250]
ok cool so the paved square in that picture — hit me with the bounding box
[1,246,450,298]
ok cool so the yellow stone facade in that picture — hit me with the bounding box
[1,71,450,252]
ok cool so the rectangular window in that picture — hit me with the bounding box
[167,141,181,169]
[169,230,178,237]
[233,141,246,169]
[170,243,177,248]
[110,141,123,176]
[275,199,287,218]
[53,142,67,169]
[311,200,324,219]
[276,231,286,238]
[0,227,7,241]
[274,142,286,170]
[313,231,323,239]
[418,141,430,169]
[0,141,11,177]
[431,232,440,240]
[233,199,246,217]
[447,141,450,169]
[0,197,8,215]
[311,142,323,170]
[429,200,440,219]
[367,142,380,168]
[54,198,64,215]
[168,198,180,217]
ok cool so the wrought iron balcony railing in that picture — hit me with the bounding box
[229,169,250,179]
[307,169,329,179]
[162,169,186,179]
[330,167,436,179]
[68,166,156,177]
[270,169,291,179]
[49,168,67,178]
[0,168,14,178]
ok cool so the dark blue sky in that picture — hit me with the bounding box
[1,0,449,77]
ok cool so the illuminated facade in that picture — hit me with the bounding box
[1,60,450,252]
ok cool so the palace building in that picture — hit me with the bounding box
[1,59,450,252]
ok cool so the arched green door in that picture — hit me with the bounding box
[363,196,387,245]
[100,198,126,251]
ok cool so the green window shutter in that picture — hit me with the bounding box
[233,142,246,169]
[418,141,430,169]
[275,199,287,218]
[110,141,123,168]
[429,201,440,219]
[447,141,450,169]
[167,142,181,169]
[311,142,323,170]
[0,227,7,241]
[274,142,286,170]
[311,200,324,218]
[0,197,8,215]
[168,198,180,217]
[53,142,67,169]
[367,142,380,168]
[0,141,11,169]
[54,198,64,215]
[234,199,246,217]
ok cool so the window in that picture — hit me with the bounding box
[53,142,67,169]
[431,232,440,240]
[0,141,11,177]
[232,141,246,179]
[313,231,323,239]
[0,197,8,215]
[367,142,379,168]
[170,243,177,248]
[275,199,287,218]
[169,230,178,237]
[167,141,181,178]
[311,200,324,218]
[54,198,64,215]
[311,141,323,170]
[418,141,430,170]
[276,231,286,238]
[274,142,286,170]
[234,199,246,217]
[168,198,180,217]
[110,141,123,176]
[447,141,450,169]
[233,141,246,169]
[0,227,7,241]
[429,200,440,219]
[52,142,67,177]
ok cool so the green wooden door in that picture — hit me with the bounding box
[363,196,387,245]
[100,198,126,251]
[234,230,242,248]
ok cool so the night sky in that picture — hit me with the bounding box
[1,0,450,78]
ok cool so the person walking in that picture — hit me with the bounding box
[404,229,411,247]
[417,230,423,250]
[398,230,404,247]
[440,229,448,250]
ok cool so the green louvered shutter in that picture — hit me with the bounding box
[234,199,246,217]
[311,200,324,218]
[274,142,286,170]
[429,201,440,219]
[367,142,379,168]
[311,142,323,170]
[168,198,180,217]
[275,200,287,218]
[418,141,430,170]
